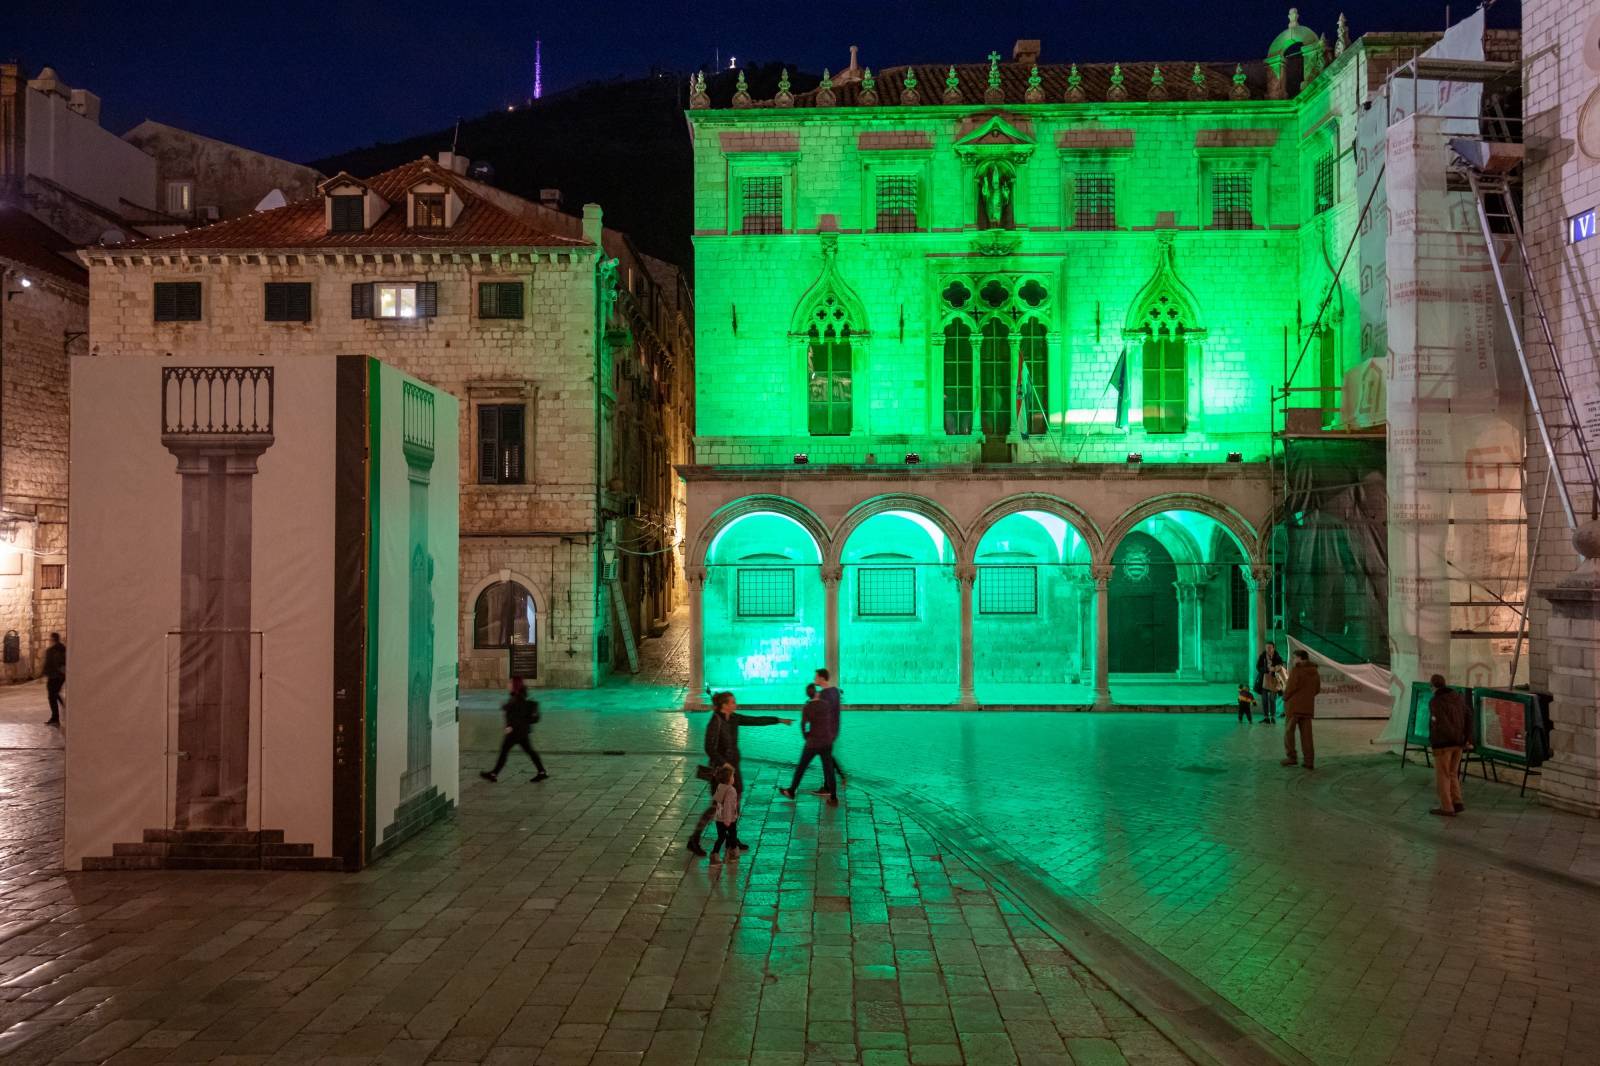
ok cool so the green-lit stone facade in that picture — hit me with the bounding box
[683,14,1387,707]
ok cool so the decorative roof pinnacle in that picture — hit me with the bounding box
[858,67,878,105]
[1336,13,1349,55]
[1107,62,1127,101]
[732,68,751,108]
[775,68,794,107]
[987,51,1002,88]
[688,71,709,109]
[1148,64,1167,101]
[1025,64,1044,103]
[1230,63,1249,100]
[1065,62,1084,102]
[1188,63,1207,100]
[901,66,921,106]
[943,65,961,103]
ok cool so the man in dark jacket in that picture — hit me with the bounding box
[42,633,65,726]
[1427,674,1472,817]
[778,683,839,805]
[480,676,547,783]
[1280,650,1321,769]
[688,692,790,856]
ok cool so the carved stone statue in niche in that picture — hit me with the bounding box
[976,160,1016,229]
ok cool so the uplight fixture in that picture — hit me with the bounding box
[904,453,921,465]
[1126,452,1143,464]
[793,453,809,465]
[1226,451,1243,463]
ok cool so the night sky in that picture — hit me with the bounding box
[4,1,1517,165]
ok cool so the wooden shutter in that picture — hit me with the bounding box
[265,283,286,320]
[350,282,373,319]
[416,281,438,317]
[478,283,497,319]
[477,406,501,483]
[499,405,525,482]
[154,283,176,321]
[176,283,201,320]
[289,283,311,321]
[501,282,523,319]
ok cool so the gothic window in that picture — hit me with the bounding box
[942,320,975,435]
[1074,173,1116,230]
[875,175,918,232]
[1140,295,1188,434]
[1212,172,1254,229]
[1019,319,1048,436]
[804,294,853,436]
[979,318,1012,437]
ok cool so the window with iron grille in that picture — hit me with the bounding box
[1212,172,1253,229]
[875,175,918,232]
[736,567,795,618]
[478,281,524,319]
[477,403,525,484]
[1313,151,1336,214]
[264,282,312,322]
[330,194,364,232]
[740,176,783,234]
[857,567,916,617]
[39,564,64,590]
[154,282,202,322]
[979,565,1037,615]
[1229,565,1251,630]
[1073,173,1116,230]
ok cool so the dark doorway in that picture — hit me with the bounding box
[1109,531,1178,673]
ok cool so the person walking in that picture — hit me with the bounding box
[687,692,791,856]
[42,633,65,727]
[1255,642,1285,724]
[708,764,741,864]
[1280,650,1321,769]
[1427,674,1472,817]
[480,676,548,783]
[778,682,839,806]
[1236,681,1257,724]
[813,668,847,786]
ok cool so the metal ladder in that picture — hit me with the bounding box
[1463,167,1600,529]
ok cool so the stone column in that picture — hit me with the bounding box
[1092,563,1113,709]
[1175,580,1203,679]
[822,564,843,687]
[957,562,977,708]
[685,565,706,709]
[1247,563,1272,675]
[1537,522,1600,816]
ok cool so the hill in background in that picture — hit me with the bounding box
[313,64,814,269]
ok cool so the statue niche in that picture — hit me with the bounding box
[953,114,1035,232]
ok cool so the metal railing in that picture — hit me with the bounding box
[161,367,274,436]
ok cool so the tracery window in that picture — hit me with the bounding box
[1139,295,1188,434]
[804,294,853,436]
[939,275,1051,438]
[942,319,975,435]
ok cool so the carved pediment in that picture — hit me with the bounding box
[953,115,1036,159]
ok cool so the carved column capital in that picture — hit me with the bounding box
[820,563,844,587]
[1091,563,1114,588]
[955,562,977,586]
[1248,564,1274,589]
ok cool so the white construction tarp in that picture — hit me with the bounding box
[1287,635,1391,718]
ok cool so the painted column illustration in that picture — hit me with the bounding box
[400,382,436,802]
[956,562,977,708]
[160,367,274,829]
[1092,563,1113,709]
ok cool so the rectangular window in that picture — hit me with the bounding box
[39,564,64,590]
[165,180,194,216]
[477,403,526,484]
[740,176,783,234]
[478,281,524,319]
[413,193,446,229]
[1073,173,1116,230]
[1314,151,1336,214]
[1142,336,1188,434]
[874,175,918,232]
[1229,565,1251,630]
[807,336,852,435]
[153,281,202,322]
[979,565,1038,615]
[264,282,312,322]
[355,281,438,319]
[857,567,916,617]
[1212,173,1253,229]
[735,567,795,618]
[943,321,975,435]
[330,194,365,232]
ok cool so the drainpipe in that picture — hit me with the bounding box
[585,203,613,686]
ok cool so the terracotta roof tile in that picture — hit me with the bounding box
[114,158,590,252]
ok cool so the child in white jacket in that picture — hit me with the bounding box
[709,763,741,864]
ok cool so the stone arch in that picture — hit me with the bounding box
[462,567,548,679]
[963,493,1103,565]
[828,493,964,567]
[1100,493,1261,566]
[1123,236,1204,336]
[691,494,829,568]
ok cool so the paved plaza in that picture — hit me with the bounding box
[4,659,1600,1064]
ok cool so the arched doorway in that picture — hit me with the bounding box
[1108,532,1178,673]
[474,579,539,677]
[838,509,958,703]
[972,509,1093,703]
[702,508,825,700]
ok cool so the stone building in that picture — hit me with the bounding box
[0,206,81,680]
[681,12,1479,708]
[82,155,692,689]
[1520,0,1600,815]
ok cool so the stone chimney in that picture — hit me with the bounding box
[540,188,562,209]
[1013,39,1041,66]
[582,203,603,247]
[436,151,469,175]
[67,88,101,124]
[836,45,863,84]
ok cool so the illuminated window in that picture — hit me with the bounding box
[165,180,194,216]
[1212,173,1253,229]
[979,565,1037,614]
[943,320,975,435]
[330,194,364,232]
[875,175,918,232]
[736,568,795,618]
[1229,565,1251,630]
[740,176,783,234]
[352,282,438,319]
[474,580,536,649]
[857,567,916,617]
[477,404,525,484]
[1314,150,1336,214]
[378,284,417,318]
[979,318,1011,437]
[1073,173,1115,230]
[413,193,446,229]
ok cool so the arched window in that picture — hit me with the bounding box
[942,320,974,434]
[474,580,536,649]
[1140,295,1188,434]
[804,294,853,436]
[980,318,1011,437]
[1020,319,1048,436]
